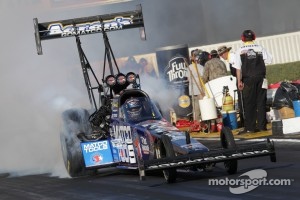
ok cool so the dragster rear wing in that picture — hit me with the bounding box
[33,4,145,55]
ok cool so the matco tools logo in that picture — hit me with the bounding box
[208,169,293,194]
[83,141,109,153]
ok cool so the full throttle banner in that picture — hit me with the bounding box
[156,44,192,117]
[165,56,189,88]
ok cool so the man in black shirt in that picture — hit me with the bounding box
[234,30,272,134]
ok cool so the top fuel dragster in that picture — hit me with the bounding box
[33,4,276,183]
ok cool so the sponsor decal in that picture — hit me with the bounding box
[165,132,186,140]
[148,150,270,169]
[47,17,132,37]
[133,137,142,158]
[111,100,118,108]
[246,49,257,59]
[110,138,122,148]
[111,125,132,142]
[180,143,208,151]
[141,145,150,154]
[110,125,135,163]
[92,153,103,164]
[83,141,108,153]
[81,140,114,167]
[140,136,150,154]
[178,95,190,108]
[166,57,188,83]
[118,143,136,163]
[140,136,148,145]
[142,121,178,134]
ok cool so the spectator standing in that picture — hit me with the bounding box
[187,49,205,121]
[234,29,272,134]
[210,49,220,58]
[218,45,245,127]
[202,50,227,83]
[218,45,237,76]
[198,51,210,66]
[123,56,140,73]
[138,57,157,78]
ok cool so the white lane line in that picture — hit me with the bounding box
[247,138,300,143]
[195,138,300,143]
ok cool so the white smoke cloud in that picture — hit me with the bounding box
[140,76,180,115]
[0,0,180,178]
[0,1,94,178]
[0,0,150,178]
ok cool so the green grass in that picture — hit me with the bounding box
[267,61,300,84]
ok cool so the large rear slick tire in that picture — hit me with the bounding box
[156,134,177,183]
[220,127,238,175]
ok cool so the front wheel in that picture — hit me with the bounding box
[60,108,96,177]
[220,127,238,175]
[60,132,84,177]
[155,134,177,183]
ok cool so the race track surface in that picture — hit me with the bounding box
[1,141,299,200]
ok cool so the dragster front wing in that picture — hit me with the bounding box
[33,4,145,55]
[138,139,276,179]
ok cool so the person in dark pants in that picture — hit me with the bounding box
[234,30,272,134]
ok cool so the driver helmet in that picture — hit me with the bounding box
[124,98,142,121]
